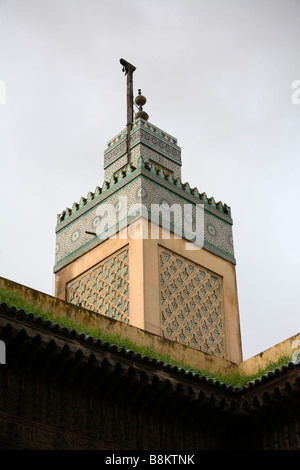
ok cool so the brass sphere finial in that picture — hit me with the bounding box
[135,89,149,121]
[135,89,146,107]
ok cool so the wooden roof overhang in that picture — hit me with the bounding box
[1,302,300,450]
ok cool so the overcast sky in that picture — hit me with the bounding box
[0,0,299,360]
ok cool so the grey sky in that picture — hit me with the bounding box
[0,0,299,360]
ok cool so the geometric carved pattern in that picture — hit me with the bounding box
[67,247,129,323]
[159,248,226,358]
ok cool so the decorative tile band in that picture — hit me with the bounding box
[54,173,235,272]
[137,178,234,257]
[104,144,182,182]
[56,156,231,230]
[105,119,178,150]
[104,123,182,171]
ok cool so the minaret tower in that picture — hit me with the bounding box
[54,60,242,363]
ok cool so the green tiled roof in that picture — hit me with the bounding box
[0,298,296,391]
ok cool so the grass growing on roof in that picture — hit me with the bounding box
[0,286,293,388]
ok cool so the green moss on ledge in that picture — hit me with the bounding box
[0,286,293,389]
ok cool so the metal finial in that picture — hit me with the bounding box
[135,89,149,121]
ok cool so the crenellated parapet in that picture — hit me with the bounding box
[55,154,235,274]
[57,155,231,227]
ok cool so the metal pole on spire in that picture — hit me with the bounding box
[120,58,136,164]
